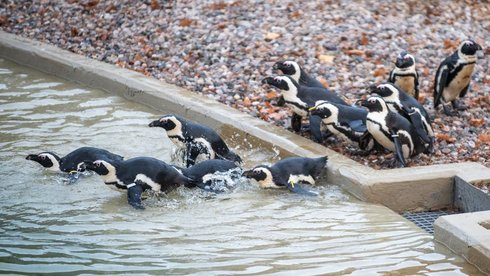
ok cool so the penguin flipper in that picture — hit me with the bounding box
[348,120,367,133]
[127,183,145,210]
[391,132,407,168]
[309,115,323,143]
[286,181,318,196]
[414,69,420,101]
[291,113,302,132]
[276,95,286,107]
[434,66,449,108]
[405,108,431,145]
[459,84,470,99]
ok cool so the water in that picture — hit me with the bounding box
[0,59,482,275]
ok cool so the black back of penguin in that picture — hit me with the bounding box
[182,159,239,189]
[270,156,327,181]
[60,147,123,172]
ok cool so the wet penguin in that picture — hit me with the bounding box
[388,51,419,100]
[80,157,190,209]
[180,159,242,192]
[273,60,325,88]
[242,156,328,196]
[309,100,374,151]
[262,76,347,142]
[360,96,426,167]
[148,115,241,167]
[369,83,434,152]
[434,39,482,116]
[26,147,124,182]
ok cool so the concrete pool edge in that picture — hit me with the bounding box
[1,30,489,213]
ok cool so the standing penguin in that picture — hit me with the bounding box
[26,147,124,182]
[388,51,419,100]
[179,159,242,192]
[80,157,190,209]
[242,156,327,196]
[149,115,241,167]
[273,60,325,88]
[309,100,374,151]
[369,83,434,152]
[262,76,347,142]
[434,39,482,115]
[360,96,426,167]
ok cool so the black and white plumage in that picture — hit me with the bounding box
[370,83,434,152]
[434,39,482,116]
[242,156,327,195]
[149,115,241,167]
[273,60,325,88]
[361,96,426,167]
[309,100,374,151]
[26,147,123,174]
[388,51,419,100]
[180,159,242,192]
[262,76,347,142]
[80,157,190,209]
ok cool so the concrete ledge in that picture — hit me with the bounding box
[1,30,489,212]
[434,211,490,274]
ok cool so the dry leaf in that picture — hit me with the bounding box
[105,3,116,12]
[0,15,8,26]
[318,78,328,88]
[360,33,369,46]
[150,0,160,10]
[479,134,490,143]
[265,90,279,99]
[418,94,426,104]
[265,32,281,41]
[70,27,79,36]
[443,39,460,50]
[290,11,301,17]
[436,133,456,143]
[373,68,386,78]
[469,118,485,127]
[344,49,365,56]
[179,18,193,27]
[209,2,227,10]
[317,54,335,63]
[243,97,251,107]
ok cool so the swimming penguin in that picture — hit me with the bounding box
[369,83,434,152]
[180,159,242,192]
[148,115,241,167]
[388,51,419,100]
[360,96,426,167]
[262,76,347,142]
[80,157,190,209]
[309,100,374,151]
[26,147,124,182]
[273,60,325,88]
[434,39,482,116]
[242,156,328,196]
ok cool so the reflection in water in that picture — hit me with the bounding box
[0,59,482,275]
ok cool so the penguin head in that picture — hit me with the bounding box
[149,115,180,131]
[395,51,415,69]
[242,166,275,188]
[273,61,301,82]
[262,76,298,92]
[360,96,388,113]
[309,100,333,119]
[26,152,61,172]
[368,83,398,98]
[459,39,482,56]
[79,160,114,176]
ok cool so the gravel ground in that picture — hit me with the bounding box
[1,0,489,169]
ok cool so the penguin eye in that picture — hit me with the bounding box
[40,155,45,160]
[369,99,376,104]
[95,162,101,167]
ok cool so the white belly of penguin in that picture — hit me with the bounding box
[443,64,475,102]
[367,120,394,151]
[194,137,215,161]
[286,103,308,117]
[135,174,161,192]
[288,174,315,185]
[397,130,413,158]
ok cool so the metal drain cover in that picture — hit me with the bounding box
[402,211,450,234]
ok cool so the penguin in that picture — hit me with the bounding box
[434,39,482,116]
[148,115,242,167]
[360,96,426,167]
[273,60,325,88]
[309,100,374,151]
[369,83,434,152]
[242,156,328,196]
[80,157,190,209]
[388,51,419,100]
[179,159,242,192]
[26,147,124,182]
[262,75,347,142]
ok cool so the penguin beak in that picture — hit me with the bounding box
[476,43,483,51]
[148,120,160,127]
[261,78,270,85]
[308,106,317,113]
[81,161,94,171]
[272,62,280,70]
[26,154,38,161]
[355,99,365,107]
[242,170,253,178]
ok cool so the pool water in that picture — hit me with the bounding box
[0,59,482,275]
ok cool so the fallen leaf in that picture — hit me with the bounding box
[360,33,369,46]
[317,54,335,63]
[150,0,160,10]
[436,133,456,143]
[469,118,485,127]
[479,134,490,143]
[418,94,426,104]
[318,78,328,88]
[373,68,386,78]
[179,18,193,27]
[344,49,365,56]
[290,11,301,17]
[265,32,281,41]
[265,90,279,99]
[243,97,251,107]
[82,0,99,9]
[71,27,79,37]
[209,2,227,10]
[443,38,460,50]
[105,3,116,12]
[0,15,8,26]
[99,31,108,41]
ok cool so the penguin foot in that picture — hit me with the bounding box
[452,101,467,111]
[442,104,458,116]
[388,158,405,168]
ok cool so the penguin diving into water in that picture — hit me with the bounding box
[434,39,482,116]
[149,114,241,167]
[179,159,242,193]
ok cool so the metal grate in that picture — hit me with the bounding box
[402,211,450,234]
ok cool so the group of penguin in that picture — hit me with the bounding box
[26,39,482,209]
[27,115,328,209]
[265,39,482,167]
